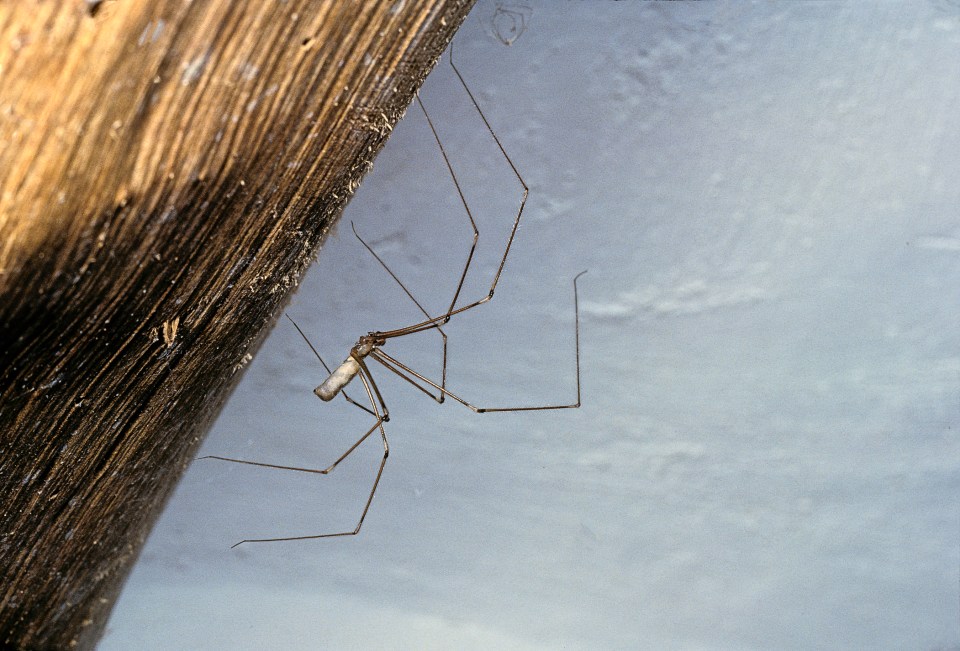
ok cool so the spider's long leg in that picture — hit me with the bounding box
[349,49,524,398]
[200,362,390,546]
[350,223,448,404]
[373,46,529,342]
[371,271,585,413]
[415,94,480,318]
[447,39,529,304]
[198,316,380,475]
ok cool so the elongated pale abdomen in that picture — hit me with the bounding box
[315,357,361,401]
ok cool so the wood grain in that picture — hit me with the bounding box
[0,1,475,648]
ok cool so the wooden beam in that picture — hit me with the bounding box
[0,1,475,648]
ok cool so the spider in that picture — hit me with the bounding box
[202,43,585,547]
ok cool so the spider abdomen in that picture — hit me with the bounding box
[315,356,361,401]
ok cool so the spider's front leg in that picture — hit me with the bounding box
[199,358,391,546]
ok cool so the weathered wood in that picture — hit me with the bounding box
[0,1,475,648]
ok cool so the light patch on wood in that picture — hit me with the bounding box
[162,317,179,347]
[233,352,253,373]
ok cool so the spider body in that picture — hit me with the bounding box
[315,337,382,402]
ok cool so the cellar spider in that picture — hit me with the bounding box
[202,44,585,547]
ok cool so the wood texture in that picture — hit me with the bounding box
[0,1,475,648]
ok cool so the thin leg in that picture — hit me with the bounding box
[350,223,448,404]
[370,47,530,342]
[372,271,586,413]
[415,94,479,317]
[200,365,390,546]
